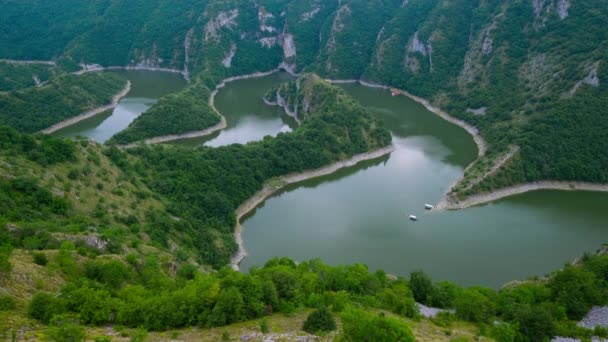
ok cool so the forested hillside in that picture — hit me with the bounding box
[0,73,127,133]
[1,0,606,196]
[1,0,608,340]
[0,61,58,92]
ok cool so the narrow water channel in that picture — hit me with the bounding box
[53,70,186,143]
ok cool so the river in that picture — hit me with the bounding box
[52,70,186,143]
[53,71,608,287]
[213,74,608,288]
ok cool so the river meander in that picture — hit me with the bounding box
[53,70,186,143]
[56,71,608,287]
[215,74,608,287]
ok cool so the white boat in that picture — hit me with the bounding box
[424,204,434,210]
[409,215,418,221]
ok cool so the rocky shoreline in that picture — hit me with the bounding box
[324,79,487,157]
[0,59,56,65]
[75,65,189,81]
[438,181,608,210]
[40,81,131,134]
[230,145,396,270]
[121,117,227,148]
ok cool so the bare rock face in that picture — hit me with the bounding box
[584,64,600,87]
[481,29,494,55]
[6,223,19,232]
[222,44,237,68]
[566,62,601,97]
[578,306,608,329]
[409,31,428,56]
[240,332,319,342]
[62,233,108,251]
[324,4,351,72]
[300,7,320,22]
[282,34,297,58]
[258,6,277,32]
[404,31,433,73]
[205,9,239,42]
[416,302,455,318]
[259,37,278,48]
[557,0,571,19]
[467,107,488,116]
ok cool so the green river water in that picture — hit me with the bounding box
[53,70,187,143]
[57,71,608,287]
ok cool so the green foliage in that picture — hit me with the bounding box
[409,270,434,303]
[0,126,76,165]
[0,62,56,91]
[45,314,86,342]
[260,318,269,333]
[0,177,70,221]
[490,323,517,342]
[84,259,131,290]
[339,307,415,342]
[28,292,66,324]
[302,307,336,334]
[0,73,127,133]
[548,264,606,320]
[454,287,496,323]
[0,244,12,279]
[33,252,49,266]
[0,294,16,311]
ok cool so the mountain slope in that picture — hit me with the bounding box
[1,0,605,199]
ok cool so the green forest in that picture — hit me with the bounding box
[0,62,57,92]
[107,85,221,145]
[1,0,608,340]
[0,73,127,133]
[0,0,606,196]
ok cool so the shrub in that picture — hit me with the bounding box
[303,307,336,334]
[0,294,16,311]
[491,322,517,342]
[548,265,604,320]
[28,292,66,323]
[33,252,48,266]
[339,307,414,342]
[45,314,86,342]
[409,270,434,304]
[130,328,148,342]
[177,264,198,280]
[454,287,496,323]
[260,319,270,333]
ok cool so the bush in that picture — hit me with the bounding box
[303,307,336,334]
[491,322,517,342]
[339,307,414,342]
[130,328,148,342]
[33,252,48,266]
[0,294,16,311]
[454,288,496,323]
[260,319,270,333]
[548,265,604,320]
[28,292,66,323]
[409,270,434,304]
[45,314,86,342]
